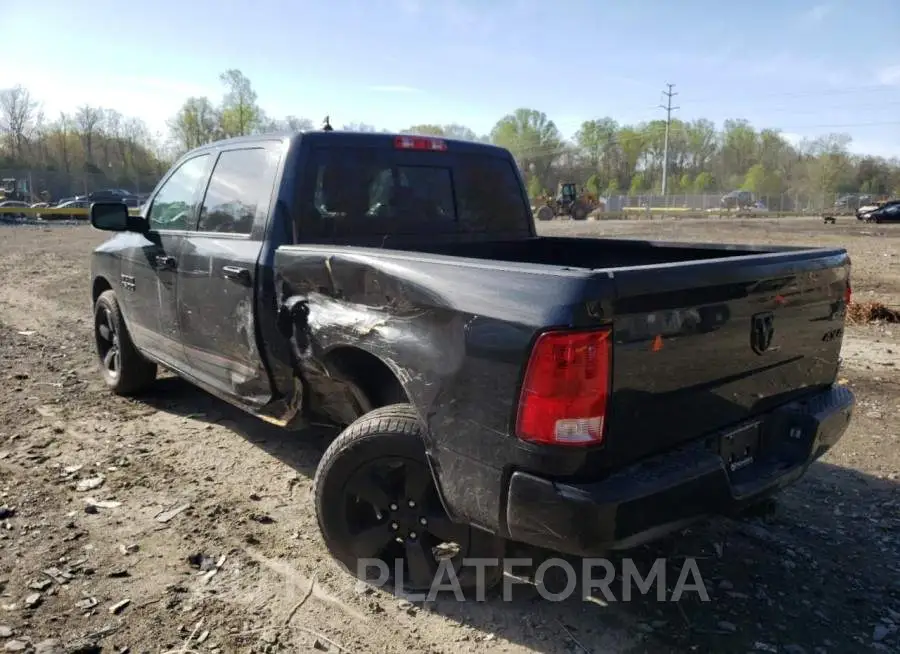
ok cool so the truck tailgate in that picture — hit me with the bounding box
[605,248,850,464]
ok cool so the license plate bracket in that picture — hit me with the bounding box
[719,421,762,473]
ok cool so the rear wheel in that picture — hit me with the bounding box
[313,404,505,596]
[93,290,157,395]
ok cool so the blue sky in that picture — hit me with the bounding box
[5,0,900,157]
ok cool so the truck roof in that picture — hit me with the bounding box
[183,130,511,158]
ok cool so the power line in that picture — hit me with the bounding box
[659,83,679,195]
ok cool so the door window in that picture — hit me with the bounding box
[147,155,209,231]
[197,148,279,234]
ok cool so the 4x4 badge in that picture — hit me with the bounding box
[750,312,775,354]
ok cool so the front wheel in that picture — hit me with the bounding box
[313,404,505,597]
[535,205,554,221]
[93,290,157,395]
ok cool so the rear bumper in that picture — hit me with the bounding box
[504,384,854,557]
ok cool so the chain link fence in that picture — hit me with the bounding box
[604,192,860,213]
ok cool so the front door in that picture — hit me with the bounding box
[177,145,281,405]
[122,153,211,368]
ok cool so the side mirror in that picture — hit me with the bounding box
[90,202,148,233]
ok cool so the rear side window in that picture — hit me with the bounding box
[197,148,279,234]
[299,147,530,239]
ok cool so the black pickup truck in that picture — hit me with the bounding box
[88,130,855,594]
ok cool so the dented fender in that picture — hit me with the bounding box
[277,287,469,428]
[269,246,596,532]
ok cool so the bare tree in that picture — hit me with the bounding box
[75,105,103,165]
[52,112,73,174]
[0,85,39,159]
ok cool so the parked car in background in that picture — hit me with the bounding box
[0,200,28,220]
[88,189,141,207]
[55,195,87,206]
[45,200,91,221]
[834,194,873,214]
[857,199,897,221]
[862,201,900,223]
[721,190,754,209]
[0,200,30,220]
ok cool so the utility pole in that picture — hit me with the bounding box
[659,83,679,196]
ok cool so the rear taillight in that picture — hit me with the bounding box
[394,135,447,151]
[844,281,852,305]
[515,328,611,447]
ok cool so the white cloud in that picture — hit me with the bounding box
[367,85,423,93]
[876,65,900,86]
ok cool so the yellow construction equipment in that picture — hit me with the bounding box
[0,178,31,203]
[534,182,602,221]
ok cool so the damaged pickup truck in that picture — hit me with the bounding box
[88,130,855,594]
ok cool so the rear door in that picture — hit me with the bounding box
[177,144,282,405]
[604,249,851,465]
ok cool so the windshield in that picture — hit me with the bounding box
[299,146,530,240]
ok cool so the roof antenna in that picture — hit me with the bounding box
[322,115,334,132]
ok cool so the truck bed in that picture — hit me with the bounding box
[315,233,794,271]
[412,234,771,269]
[276,233,850,475]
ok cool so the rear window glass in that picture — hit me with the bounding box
[298,147,530,239]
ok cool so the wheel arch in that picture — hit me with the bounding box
[92,275,113,304]
[319,345,411,417]
[315,347,468,524]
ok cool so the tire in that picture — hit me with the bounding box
[93,290,157,395]
[535,205,554,222]
[314,404,505,597]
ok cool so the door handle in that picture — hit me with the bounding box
[155,255,176,269]
[222,265,252,285]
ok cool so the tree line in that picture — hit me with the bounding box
[0,86,168,198]
[3,68,899,203]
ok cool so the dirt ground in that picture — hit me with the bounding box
[0,216,897,654]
